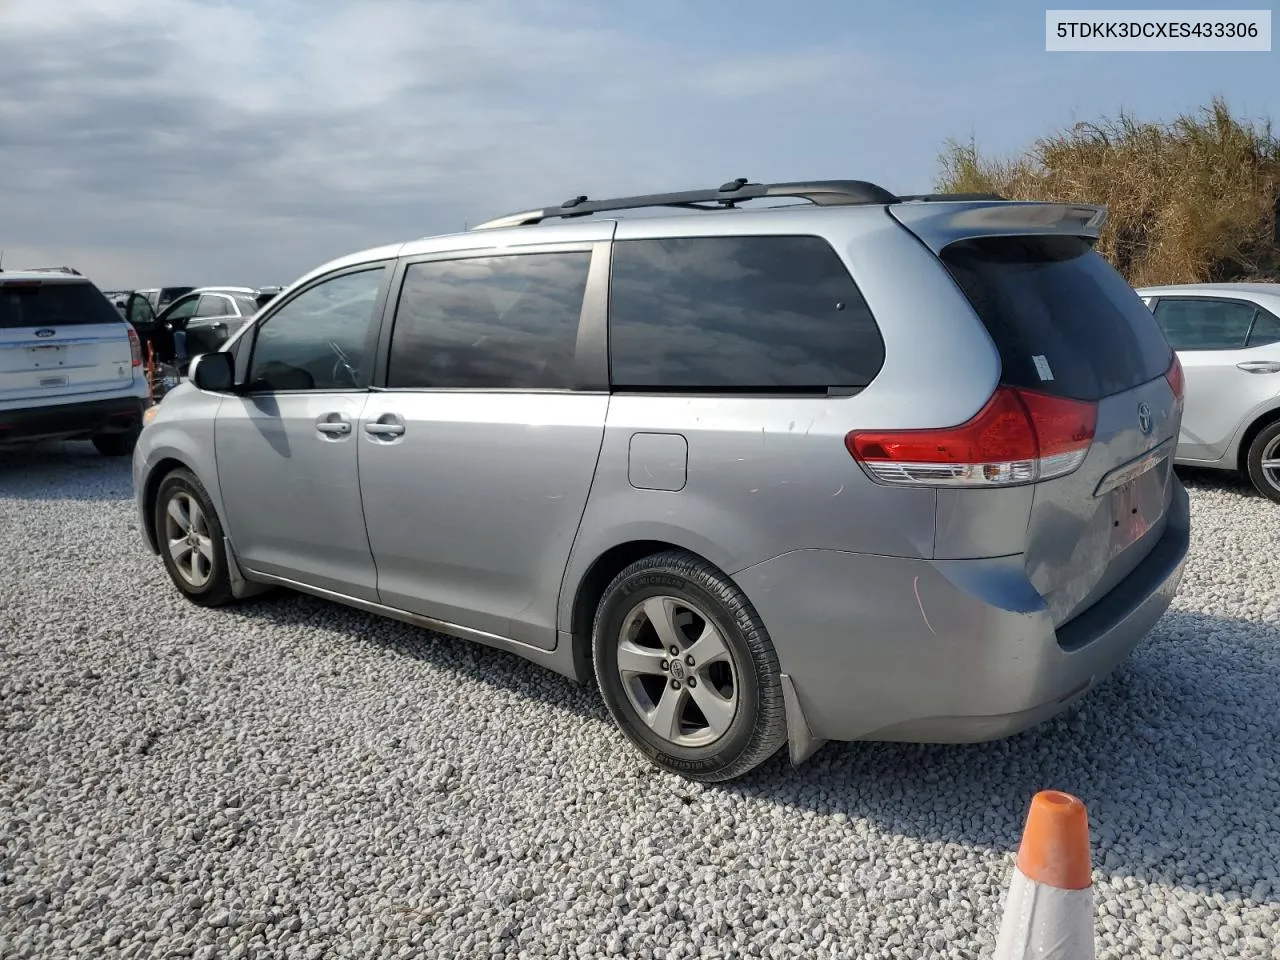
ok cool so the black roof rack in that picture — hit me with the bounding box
[895,192,1006,203]
[470,179,1006,230]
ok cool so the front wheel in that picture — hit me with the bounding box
[154,468,235,607]
[1246,421,1280,504]
[592,551,787,782]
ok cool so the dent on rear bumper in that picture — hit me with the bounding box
[736,479,1190,745]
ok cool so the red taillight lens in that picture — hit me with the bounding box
[127,327,142,367]
[1164,353,1184,405]
[846,386,1097,487]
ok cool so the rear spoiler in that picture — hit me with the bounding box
[888,201,1108,255]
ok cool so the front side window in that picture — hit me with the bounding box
[387,251,592,390]
[163,296,200,323]
[127,293,158,329]
[1152,298,1257,351]
[247,267,385,391]
[607,235,886,391]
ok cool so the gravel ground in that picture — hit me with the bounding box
[2,444,1279,960]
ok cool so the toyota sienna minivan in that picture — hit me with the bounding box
[133,179,1190,781]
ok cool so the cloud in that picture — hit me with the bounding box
[0,0,931,288]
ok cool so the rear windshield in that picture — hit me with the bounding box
[939,236,1172,401]
[0,281,124,329]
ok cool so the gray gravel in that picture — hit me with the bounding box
[2,444,1279,960]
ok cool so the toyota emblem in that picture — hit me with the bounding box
[1137,402,1153,436]
[34,328,55,338]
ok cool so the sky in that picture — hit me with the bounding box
[0,0,1276,290]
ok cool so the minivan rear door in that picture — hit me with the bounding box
[890,202,1181,628]
[0,279,135,404]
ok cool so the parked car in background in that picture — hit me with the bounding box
[1137,282,1280,501]
[126,286,268,374]
[1,270,149,455]
[135,179,1189,781]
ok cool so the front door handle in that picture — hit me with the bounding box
[365,415,406,438]
[1237,360,1280,374]
[315,414,352,437]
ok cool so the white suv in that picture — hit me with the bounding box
[0,271,150,455]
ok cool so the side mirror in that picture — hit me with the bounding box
[190,351,236,392]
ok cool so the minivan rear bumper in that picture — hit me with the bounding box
[0,396,146,445]
[733,476,1190,745]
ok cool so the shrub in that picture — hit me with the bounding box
[936,98,1280,286]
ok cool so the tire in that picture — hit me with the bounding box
[154,468,235,607]
[92,427,139,457]
[591,550,787,782]
[1246,420,1280,504]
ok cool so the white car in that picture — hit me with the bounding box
[0,271,151,456]
[1137,282,1280,500]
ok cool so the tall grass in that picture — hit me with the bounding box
[936,98,1280,286]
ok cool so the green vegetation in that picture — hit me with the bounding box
[936,98,1280,286]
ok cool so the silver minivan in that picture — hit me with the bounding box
[133,179,1190,781]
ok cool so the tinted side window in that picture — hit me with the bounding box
[1153,298,1256,350]
[127,293,157,329]
[608,235,885,391]
[940,236,1172,401]
[1248,307,1280,347]
[164,296,200,322]
[387,252,591,390]
[195,295,231,318]
[231,294,260,316]
[248,268,384,391]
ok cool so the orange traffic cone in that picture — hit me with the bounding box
[993,790,1095,960]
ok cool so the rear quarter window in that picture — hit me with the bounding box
[0,281,124,329]
[607,235,886,392]
[939,236,1172,401]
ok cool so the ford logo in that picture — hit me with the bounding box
[1137,402,1154,436]
[34,328,55,338]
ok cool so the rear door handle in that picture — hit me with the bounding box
[1237,361,1280,374]
[365,415,406,438]
[315,414,352,437]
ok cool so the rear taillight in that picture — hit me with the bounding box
[127,327,142,367]
[846,386,1098,487]
[1164,353,1184,406]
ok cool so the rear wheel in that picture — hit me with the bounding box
[154,468,235,607]
[92,427,139,457]
[1246,420,1280,503]
[592,551,787,782]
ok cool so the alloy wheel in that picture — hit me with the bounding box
[1260,435,1280,494]
[163,492,214,588]
[615,595,739,748]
